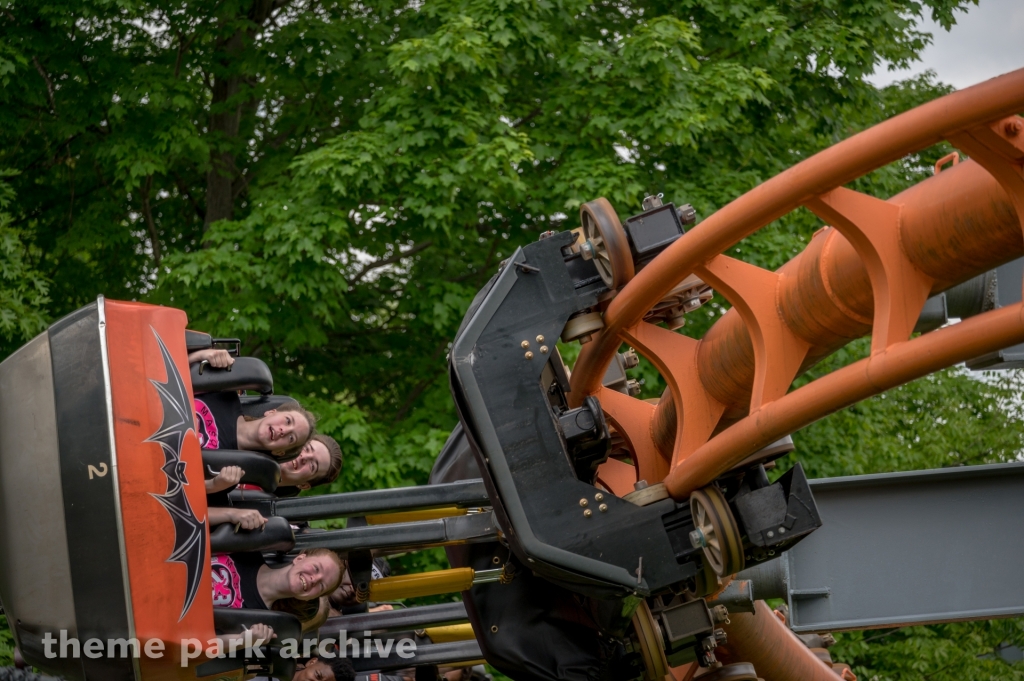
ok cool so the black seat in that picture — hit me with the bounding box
[197,608,300,680]
[203,449,281,493]
[239,394,299,419]
[191,356,274,395]
[210,515,296,553]
[185,329,213,352]
[213,606,302,638]
[227,488,277,505]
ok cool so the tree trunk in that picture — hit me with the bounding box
[204,32,243,228]
[203,0,279,229]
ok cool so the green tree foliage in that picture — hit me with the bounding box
[0,614,13,666]
[0,172,49,346]
[5,0,1024,678]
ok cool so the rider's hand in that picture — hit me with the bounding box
[230,508,268,531]
[205,349,235,368]
[205,465,245,494]
[248,623,276,648]
[187,348,235,369]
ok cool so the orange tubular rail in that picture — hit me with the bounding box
[569,67,1024,500]
[716,601,838,681]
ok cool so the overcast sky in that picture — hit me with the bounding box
[868,0,1024,89]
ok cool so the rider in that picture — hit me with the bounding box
[207,433,344,530]
[188,347,315,458]
[210,548,344,621]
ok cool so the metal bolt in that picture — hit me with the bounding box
[578,333,593,344]
[1005,120,1022,137]
[677,203,697,225]
[524,351,534,360]
[580,240,596,260]
[689,528,707,549]
[599,503,608,512]
[634,480,649,491]
[536,334,545,343]
[521,340,530,349]
[626,379,642,396]
[767,530,774,538]
[682,297,703,313]
[583,509,593,518]
[594,493,604,501]
[540,345,549,354]
[579,498,588,507]
[778,527,786,534]
[622,348,639,369]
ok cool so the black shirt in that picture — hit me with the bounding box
[194,392,242,450]
[210,551,267,609]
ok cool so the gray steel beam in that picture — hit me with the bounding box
[737,462,1024,632]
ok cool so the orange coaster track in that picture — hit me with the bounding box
[569,68,1024,506]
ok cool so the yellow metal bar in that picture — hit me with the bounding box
[368,568,475,602]
[365,507,468,525]
[424,623,476,643]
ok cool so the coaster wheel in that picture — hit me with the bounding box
[580,198,634,290]
[685,554,721,599]
[689,485,745,577]
[700,662,760,681]
[631,600,669,681]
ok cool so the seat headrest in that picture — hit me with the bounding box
[210,515,295,554]
[185,329,213,352]
[203,449,281,493]
[191,356,274,395]
[213,607,303,639]
[239,394,299,419]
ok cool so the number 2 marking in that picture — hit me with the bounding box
[88,463,109,479]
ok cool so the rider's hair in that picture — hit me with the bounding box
[309,434,343,487]
[326,657,356,681]
[299,596,331,634]
[272,594,320,623]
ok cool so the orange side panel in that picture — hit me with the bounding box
[105,300,214,680]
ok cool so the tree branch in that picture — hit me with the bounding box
[172,171,206,222]
[513,106,543,128]
[393,339,450,422]
[174,30,199,79]
[141,175,162,266]
[32,57,57,115]
[348,240,433,287]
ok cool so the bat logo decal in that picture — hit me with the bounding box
[145,328,207,621]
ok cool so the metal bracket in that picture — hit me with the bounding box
[737,462,1024,632]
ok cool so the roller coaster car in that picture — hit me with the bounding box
[446,210,822,674]
[0,297,297,681]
